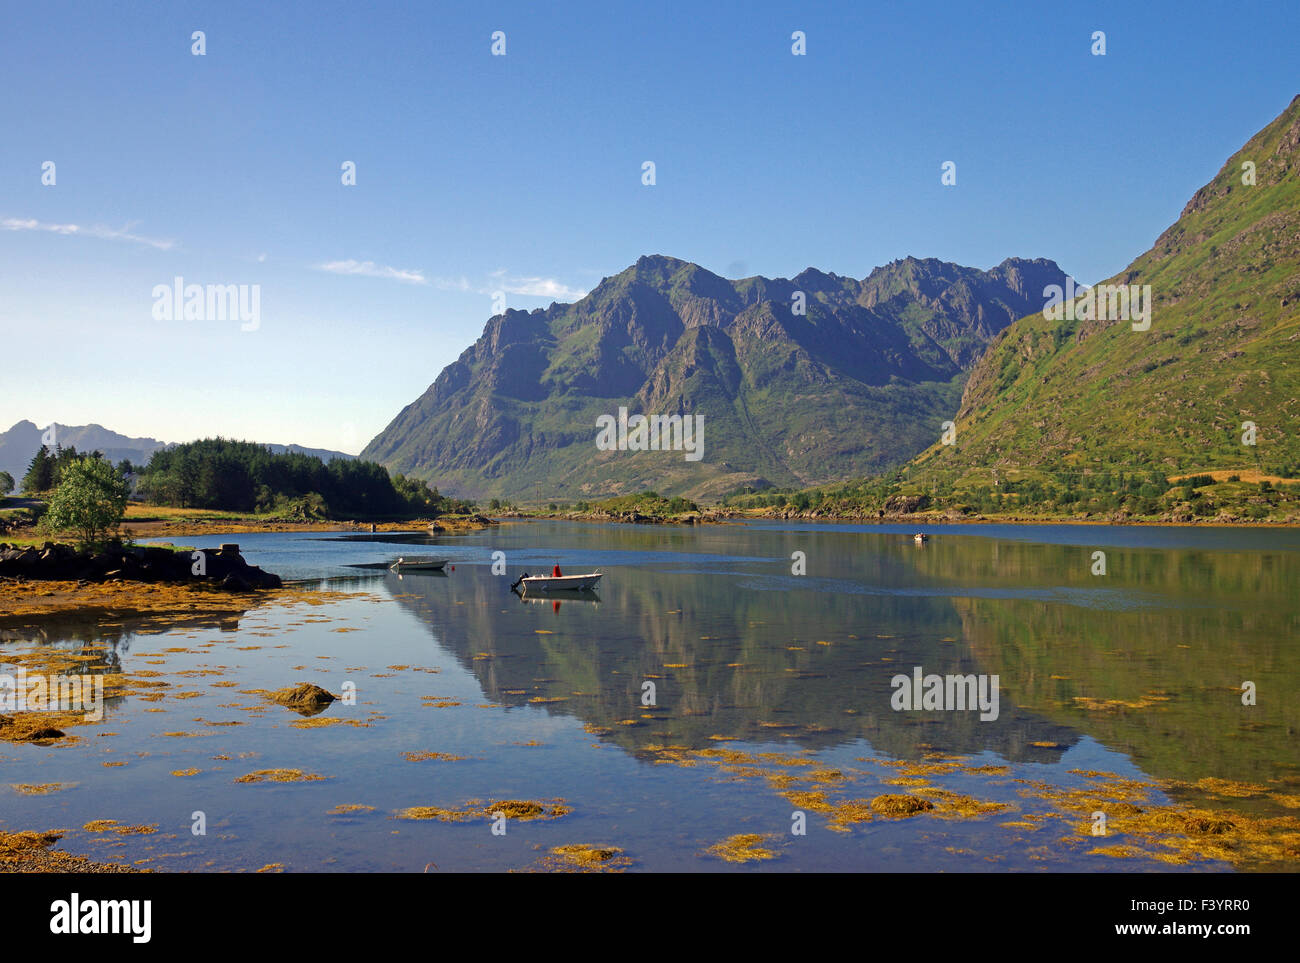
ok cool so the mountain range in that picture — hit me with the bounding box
[366,95,1300,502]
[18,96,1297,507]
[362,255,1070,500]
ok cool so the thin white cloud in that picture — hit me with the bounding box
[315,261,583,299]
[502,276,587,300]
[430,275,473,292]
[486,268,586,300]
[316,259,427,285]
[2,217,175,250]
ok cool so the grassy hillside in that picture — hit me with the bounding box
[910,95,1300,487]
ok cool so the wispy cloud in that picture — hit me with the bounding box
[487,269,587,300]
[503,277,588,299]
[313,261,585,299]
[2,217,175,250]
[430,275,473,292]
[316,259,427,285]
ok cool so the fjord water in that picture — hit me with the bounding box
[4,521,1297,871]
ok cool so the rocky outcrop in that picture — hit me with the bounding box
[265,683,337,716]
[0,541,281,590]
[884,493,931,515]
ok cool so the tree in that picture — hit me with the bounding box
[52,445,81,486]
[0,471,13,496]
[41,456,130,550]
[21,445,54,493]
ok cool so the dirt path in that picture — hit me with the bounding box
[0,497,42,511]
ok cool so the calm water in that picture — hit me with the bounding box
[2,521,1297,872]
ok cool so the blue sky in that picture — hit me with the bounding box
[2,0,1296,453]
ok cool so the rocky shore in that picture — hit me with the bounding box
[501,509,722,526]
[0,830,140,873]
[0,541,281,591]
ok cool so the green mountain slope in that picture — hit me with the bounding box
[362,255,1069,501]
[912,95,1300,485]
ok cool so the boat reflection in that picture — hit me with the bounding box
[511,587,601,610]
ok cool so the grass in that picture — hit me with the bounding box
[907,97,1300,484]
[123,505,248,522]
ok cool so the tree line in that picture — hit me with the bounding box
[19,438,473,520]
[20,444,125,494]
[723,467,1298,520]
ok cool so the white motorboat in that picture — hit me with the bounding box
[512,571,603,594]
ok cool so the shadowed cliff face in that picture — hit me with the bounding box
[362,255,1069,501]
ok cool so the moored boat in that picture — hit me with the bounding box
[390,556,449,572]
[512,571,603,593]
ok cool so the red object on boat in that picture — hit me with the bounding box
[552,564,562,577]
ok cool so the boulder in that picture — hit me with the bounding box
[0,542,280,588]
[884,493,930,515]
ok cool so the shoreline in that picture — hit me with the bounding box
[504,510,1300,529]
[0,830,142,873]
[0,579,298,628]
[2,510,1291,624]
[119,513,494,540]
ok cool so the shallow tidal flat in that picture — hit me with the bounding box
[1,522,1298,872]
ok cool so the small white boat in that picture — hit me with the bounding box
[390,556,449,572]
[514,572,603,594]
[913,533,929,544]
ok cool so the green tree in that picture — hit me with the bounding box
[0,471,13,496]
[41,456,131,550]
[51,445,90,487]
[21,445,55,492]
